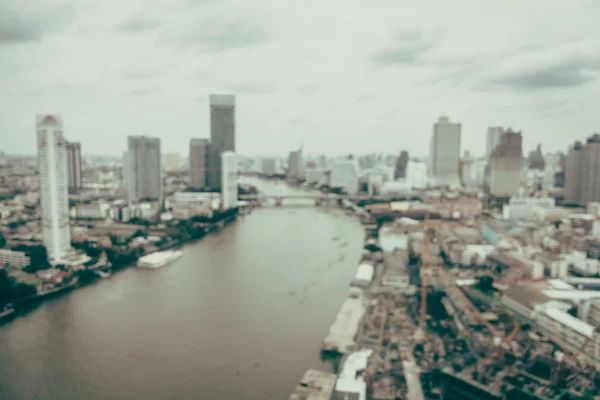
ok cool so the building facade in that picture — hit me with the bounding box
[261,157,276,175]
[429,115,461,182]
[124,136,162,203]
[487,129,524,198]
[207,94,235,189]
[221,151,238,209]
[37,114,71,262]
[330,160,359,194]
[287,149,304,180]
[189,138,210,189]
[486,126,503,158]
[66,141,82,190]
[565,135,600,206]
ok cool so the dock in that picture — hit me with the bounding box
[321,290,367,354]
[288,369,336,400]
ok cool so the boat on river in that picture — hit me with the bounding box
[0,304,15,321]
[137,250,183,269]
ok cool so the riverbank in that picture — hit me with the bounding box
[2,208,247,320]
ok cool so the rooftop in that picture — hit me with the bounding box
[288,370,336,400]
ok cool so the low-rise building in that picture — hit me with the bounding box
[382,249,410,288]
[0,249,31,268]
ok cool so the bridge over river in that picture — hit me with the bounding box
[238,193,396,206]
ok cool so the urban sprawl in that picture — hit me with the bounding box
[1,99,600,400]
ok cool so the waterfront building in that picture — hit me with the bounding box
[37,114,71,262]
[330,159,359,194]
[189,138,210,189]
[221,151,238,209]
[429,115,461,183]
[66,141,82,190]
[124,136,162,203]
[207,94,235,189]
[287,149,304,180]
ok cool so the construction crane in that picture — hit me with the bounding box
[552,336,591,386]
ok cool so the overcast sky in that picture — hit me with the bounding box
[1,0,599,157]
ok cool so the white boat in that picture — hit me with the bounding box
[0,304,15,320]
[137,250,183,269]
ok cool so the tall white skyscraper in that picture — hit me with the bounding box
[37,114,71,262]
[124,136,162,203]
[487,126,503,158]
[221,151,238,209]
[429,115,461,182]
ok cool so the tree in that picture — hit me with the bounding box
[0,268,14,305]
[131,229,147,239]
[477,275,494,292]
[0,231,6,248]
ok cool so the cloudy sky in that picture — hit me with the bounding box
[1,0,599,158]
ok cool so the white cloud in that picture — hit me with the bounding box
[0,0,599,157]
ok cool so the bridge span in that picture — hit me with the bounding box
[238,193,394,206]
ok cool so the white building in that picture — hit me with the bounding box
[330,159,359,194]
[305,168,327,185]
[0,249,31,268]
[429,115,461,183]
[502,196,556,221]
[37,114,72,262]
[261,157,276,175]
[334,349,372,400]
[221,151,238,209]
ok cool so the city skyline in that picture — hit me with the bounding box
[2,1,598,156]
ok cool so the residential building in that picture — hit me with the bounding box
[564,135,600,206]
[287,149,304,180]
[124,136,162,203]
[189,138,210,189]
[429,115,461,182]
[221,151,238,209]
[486,126,503,158]
[487,129,524,198]
[37,114,71,262]
[330,159,359,194]
[579,299,600,328]
[66,141,82,190]
[207,94,235,189]
[0,249,31,268]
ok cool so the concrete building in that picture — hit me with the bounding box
[0,249,31,268]
[487,129,523,198]
[189,138,210,189]
[287,149,304,180]
[37,114,71,262]
[429,115,461,182]
[564,135,600,206]
[260,157,276,175]
[66,141,82,190]
[330,159,359,194]
[163,152,183,172]
[207,94,235,189]
[486,126,503,158]
[124,136,162,203]
[221,151,238,209]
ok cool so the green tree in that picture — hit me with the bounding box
[0,231,6,248]
[0,268,14,305]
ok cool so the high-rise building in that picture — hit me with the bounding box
[287,149,304,180]
[261,157,276,175]
[486,129,524,198]
[486,126,503,158]
[207,94,235,189]
[221,151,238,209]
[189,138,210,189]
[330,159,360,195]
[66,141,82,191]
[564,134,600,206]
[124,136,162,203]
[36,114,71,262]
[429,116,461,181]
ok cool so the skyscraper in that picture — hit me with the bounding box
[37,114,71,262]
[429,115,461,181]
[189,138,210,189]
[486,127,503,158]
[564,134,600,206]
[207,94,235,189]
[124,136,162,203]
[287,149,304,180]
[487,129,524,197]
[66,141,82,191]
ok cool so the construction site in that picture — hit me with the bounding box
[301,209,600,400]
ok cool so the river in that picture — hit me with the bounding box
[0,179,364,400]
